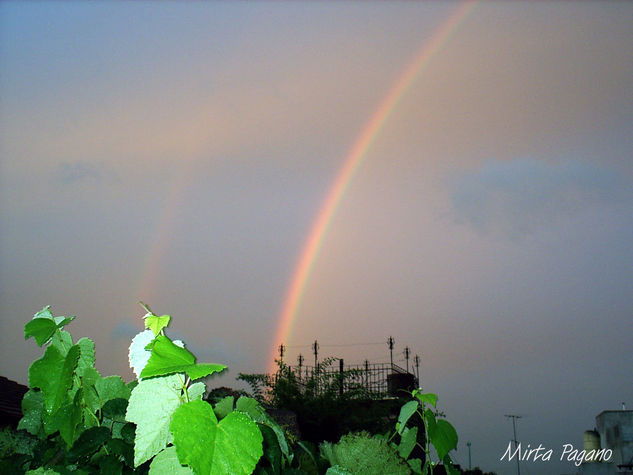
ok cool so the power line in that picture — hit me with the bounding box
[285,341,385,348]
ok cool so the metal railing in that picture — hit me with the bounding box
[274,361,418,398]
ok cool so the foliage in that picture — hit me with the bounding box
[2,305,282,475]
[389,389,459,475]
[320,432,411,475]
[2,304,463,475]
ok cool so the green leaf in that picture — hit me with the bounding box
[96,375,131,408]
[53,315,75,328]
[76,337,95,377]
[170,399,263,475]
[235,396,265,420]
[144,314,171,336]
[25,468,61,475]
[140,335,226,381]
[213,396,234,420]
[50,329,74,355]
[428,419,458,461]
[81,366,102,413]
[397,400,419,435]
[106,437,134,467]
[24,318,57,346]
[67,426,111,462]
[398,426,418,460]
[18,389,45,435]
[34,306,54,320]
[93,453,125,475]
[325,466,353,475]
[407,457,423,474]
[129,329,156,379]
[413,391,438,408]
[49,400,82,447]
[187,381,206,402]
[149,446,194,475]
[259,423,281,474]
[235,396,290,462]
[125,374,185,467]
[102,398,129,422]
[29,344,80,414]
[25,307,76,346]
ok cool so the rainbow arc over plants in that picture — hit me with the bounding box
[268,1,477,372]
[133,2,477,373]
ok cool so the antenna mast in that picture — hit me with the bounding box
[505,414,522,475]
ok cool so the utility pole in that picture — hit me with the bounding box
[467,441,471,470]
[414,355,420,385]
[387,336,395,368]
[297,353,303,380]
[312,340,319,394]
[364,359,370,390]
[505,414,522,475]
[404,346,410,373]
[312,340,319,369]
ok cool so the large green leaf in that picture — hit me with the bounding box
[125,374,185,466]
[235,396,290,462]
[398,426,418,460]
[259,423,281,474]
[24,307,76,346]
[140,335,226,381]
[428,419,458,461]
[18,389,45,435]
[170,399,263,475]
[129,329,155,379]
[397,400,419,435]
[149,446,194,475]
[29,344,80,414]
[24,318,57,346]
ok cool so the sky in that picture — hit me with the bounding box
[1,1,632,474]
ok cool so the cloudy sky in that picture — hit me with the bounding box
[1,2,632,473]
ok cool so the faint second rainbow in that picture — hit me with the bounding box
[268,1,477,372]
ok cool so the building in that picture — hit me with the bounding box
[578,408,633,475]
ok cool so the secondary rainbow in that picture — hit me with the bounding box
[268,1,477,373]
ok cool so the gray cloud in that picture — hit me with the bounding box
[54,161,119,186]
[449,158,628,236]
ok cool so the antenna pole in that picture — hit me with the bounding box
[467,441,471,470]
[387,336,395,368]
[404,346,410,373]
[414,355,420,386]
[505,414,522,475]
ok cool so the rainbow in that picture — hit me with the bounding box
[137,163,200,307]
[268,1,477,373]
